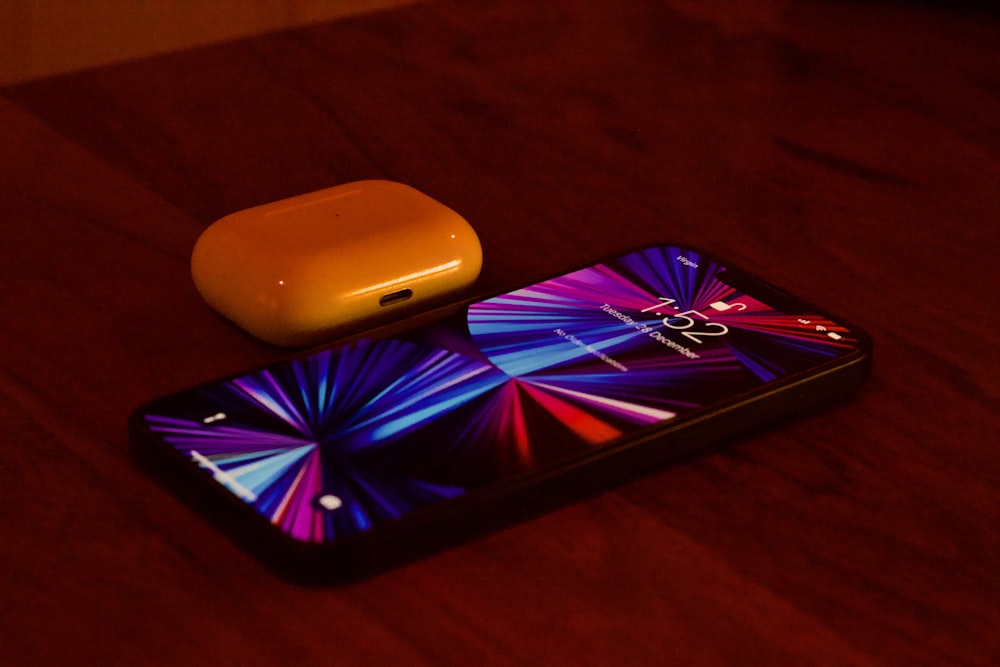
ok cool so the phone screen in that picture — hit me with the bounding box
[141,245,863,543]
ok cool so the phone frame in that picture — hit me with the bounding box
[130,243,872,583]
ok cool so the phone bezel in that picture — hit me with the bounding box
[130,242,872,583]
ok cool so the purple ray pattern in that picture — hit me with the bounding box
[145,245,859,542]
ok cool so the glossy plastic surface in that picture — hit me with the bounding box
[191,180,482,346]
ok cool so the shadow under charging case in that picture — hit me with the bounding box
[191,180,482,346]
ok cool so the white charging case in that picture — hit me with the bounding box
[191,180,482,346]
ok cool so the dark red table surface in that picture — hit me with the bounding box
[1,1,997,664]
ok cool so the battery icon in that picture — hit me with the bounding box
[708,301,731,311]
[826,331,843,341]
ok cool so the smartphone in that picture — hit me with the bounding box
[130,243,871,582]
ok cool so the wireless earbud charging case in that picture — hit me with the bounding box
[191,180,483,346]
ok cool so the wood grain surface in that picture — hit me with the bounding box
[1,1,997,665]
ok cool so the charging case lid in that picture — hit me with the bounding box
[191,180,482,346]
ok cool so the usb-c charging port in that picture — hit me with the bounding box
[379,288,413,307]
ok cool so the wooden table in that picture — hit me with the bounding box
[2,1,997,664]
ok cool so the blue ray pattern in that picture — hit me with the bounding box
[144,245,860,543]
